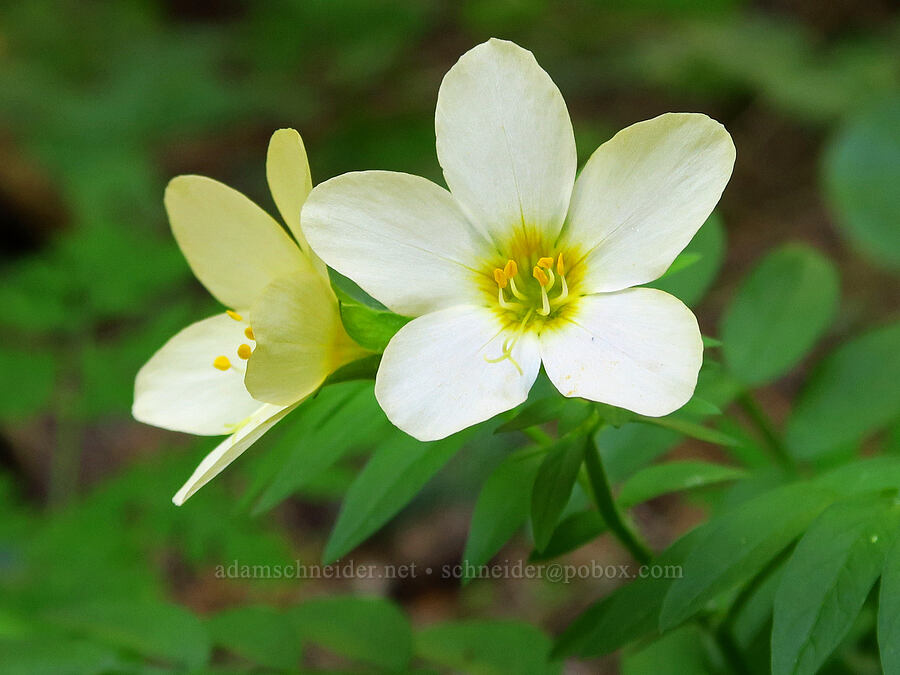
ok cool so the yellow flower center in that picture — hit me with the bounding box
[481,231,583,374]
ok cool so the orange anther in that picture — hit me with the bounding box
[533,266,549,287]
[493,268,508,289]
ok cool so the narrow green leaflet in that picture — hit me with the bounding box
[43,600,210,670]
[206,606,300,670]
[532,437,585,551]
[660,482,836,630]
[787,320,900,459]
[649,212,726,307]
[622,625,709,675]
[617,460,746,509]
[463,448,545,573]
[291,596,412,671]
[879,534,900,674]
[823,97,900,271]
[815,456,900,498]
[772,494,900,675]
[416,619,560,675]
[528,510,606,562]
[323,428,473,563]
[553,530,701,659]
[721,243,839,386]
[636,413,740,447]
[495,396,590,434]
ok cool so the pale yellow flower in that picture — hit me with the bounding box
[133,129,362,504]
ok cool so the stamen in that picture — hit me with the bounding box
[555,274,569,303]
[226,310,243,322]
[244,326,255,340]
[213,355,231,371]
[556,253,565,276]
[497,286,513,309]
[493,268,508,288]
[532,266,548,287]
[508,276,527,300]
[504,259,518,278]
[483,310,533,376]
[537,256,554,269]
[237,344,252,360]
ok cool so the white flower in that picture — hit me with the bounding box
[300,38,736,441]
[133,129,363,504]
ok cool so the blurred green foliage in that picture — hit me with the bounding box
[0,0,898,672]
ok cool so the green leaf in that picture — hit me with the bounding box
[553,530,701,659]
[0,637,122,675]
[291,596,412,670]
[721,244,839,386]
[528,510,606,562]
[416,619,560,675]
[649,212,726,307]
[772,494,900,675]
[44,600,209,669]
[824,97,900,271]
[323,428,472,563]
[622,625,709,675]
[531,438,585,552]
[206,606,300,670]
[635,414,740,447]
[878,533,900,674]
[322,353,381,384]
[660,482,836,630]
[495,396,590,434]
[463,448,544,572]
[617,460,746,508]
[251,382,392,514]
[338,301,410,352]
[787,321,900,459]
[0,349,55,423]
[815,456,900,497]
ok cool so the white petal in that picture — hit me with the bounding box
[540,289,702,416]
[166,175,308,309]
[133,314,261,436]
[435,38,576,243]
[172,401,297,505]
[375,306,541,441]
[561,113,735,293]
[266,128,313,254]
[244,272,363,406]
[302,171,491,316]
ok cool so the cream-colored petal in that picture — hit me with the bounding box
[244,271,364,406]
[540,289,702,416]
[302,171,491,316]
[166,175,308,309]
[561,113,735,293]
[133,313,261,436]
[435,38,576,244]
[172,401,298,505]
[374,305,541,441]
[266,128,313,253]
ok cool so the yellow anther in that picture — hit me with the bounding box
[533,266,549,287]
[213,355,231,371]
[244,326,255,340]
[237,344,252,360]
[556,253,565,276]
[493,268,508,289]
[226,310,243,322]
[538,256,554,269]
[504,259,518,278]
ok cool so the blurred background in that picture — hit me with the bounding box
[1,0,898,672]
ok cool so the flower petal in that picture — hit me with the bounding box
[266,128,313,254]
[133,313,261,435]
[435,38,576,243]
[302,171,491,316]
[245,272,363,406]
[375,305,541,441]
[166,175,307,309]
[561,113,735,293]
[540,289,703,416]
[172,401,297,505]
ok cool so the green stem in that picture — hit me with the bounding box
[583,434,653,565]
[737,391,794,472]
[698,616,751,675]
